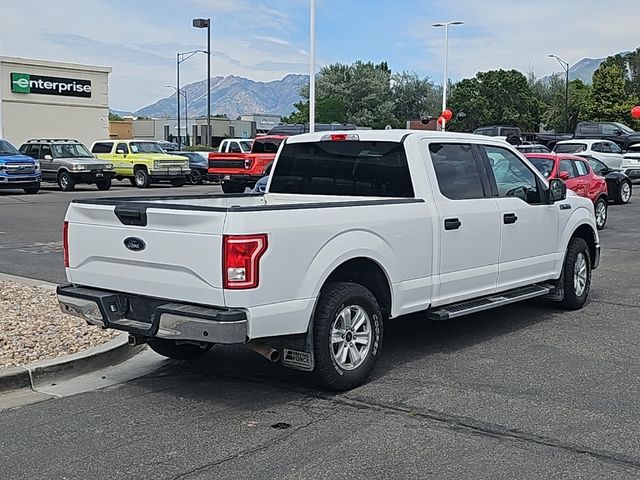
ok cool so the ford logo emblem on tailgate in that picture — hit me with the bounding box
[124,237,146,252]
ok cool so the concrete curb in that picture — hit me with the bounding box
[0,272,57,291]
[0,333,144,394]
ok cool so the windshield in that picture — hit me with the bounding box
[252,138,283,153]
[240,140,253,152]
[52,143,93,158]
[0,140,20,155]
[528,158,555,178]
[129,142,164,154]
[555,144,586,154]
[615,123,635,134]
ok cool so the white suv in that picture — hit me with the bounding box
[554,140,623,169]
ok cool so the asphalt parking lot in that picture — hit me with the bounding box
[1,185,640,479]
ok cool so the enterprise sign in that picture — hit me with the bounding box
[11,72,92,98]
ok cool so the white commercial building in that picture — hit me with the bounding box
[0,56,111,147]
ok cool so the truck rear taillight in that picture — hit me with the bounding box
[63,221,69,268]
[223,234,268,289]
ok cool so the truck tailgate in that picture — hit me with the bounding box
[66,202,227,306]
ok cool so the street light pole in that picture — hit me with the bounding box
[309,0,316,133]
[548,54,570,134]
[193,18,211,146]
[432,21,463,131]
[176,53,181,147]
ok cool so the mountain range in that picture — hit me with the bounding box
[124,50,629,120]
[133,74,308,119]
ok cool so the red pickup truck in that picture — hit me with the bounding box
[209,135,286,193]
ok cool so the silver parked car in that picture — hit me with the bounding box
[20,139,115,191]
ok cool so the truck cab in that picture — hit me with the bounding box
[90,140,190,188]
[218,139,253,153]
[0,139,42,194]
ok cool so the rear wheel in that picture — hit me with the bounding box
[557,237,591,310]
[96,178,112,191]
[134,169,151,188]
[170,178,186,187]
[147,339,213,360]
[58,171,75,191]
[221,181,246,194]
[189,169,203,185]
[615,180,632,204]
[594,198,607,230]
[312,282,383,391]
[129,178,136,186]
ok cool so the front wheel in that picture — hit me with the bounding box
[615,181,632,204]
[189,169,203,185]
[134,169,151,188]
[147,339,213,360]
[557,237,591,310]
[58,171,75,191]
[594,198,607,230]
[312,282,383,391]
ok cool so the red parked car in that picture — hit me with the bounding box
[208,135,287,193]
[525,153,608,230]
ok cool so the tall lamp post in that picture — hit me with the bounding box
[176,50,205,147]
[166,86,188,146]
[432,20,463,131]
[548,54,570,134]
[193,18,211,146]
[309,0,316,133]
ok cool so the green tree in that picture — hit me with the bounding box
[587,63,637,124]
[531,74,592,133]
[391,71,441,125]
[109,112,123,121]
[448,69,540,131]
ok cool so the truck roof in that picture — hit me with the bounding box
[285,130,504,144]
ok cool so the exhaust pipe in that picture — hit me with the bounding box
[247,342,280,363]
[128,334,149,347]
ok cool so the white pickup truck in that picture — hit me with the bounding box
[57,131,600,390]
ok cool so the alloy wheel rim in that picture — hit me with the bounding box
[330,305,372,371]
[596,202,606,227]
[621,183,631,203]
[136,172,145,186]
[574,252,588,296]
[60,176,68,188]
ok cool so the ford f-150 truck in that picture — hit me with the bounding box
[58,130,600,390]
[208,135,286,193]
[0,139,42,194]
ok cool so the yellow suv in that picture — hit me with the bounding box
[90,139,190,188]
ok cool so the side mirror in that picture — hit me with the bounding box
[44,154,53,160]
[116,149,125,155]
[548,179,567,203]
[559,171,570,181]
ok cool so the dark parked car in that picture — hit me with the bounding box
[175,151,213,185]
[580,155,633,204]
[574,122,640,151]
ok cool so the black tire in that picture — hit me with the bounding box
[312,282,383,391]
[58,171,75,191]
[594,198,607,230]
[96,178,112,191]
[171,178,187,187]
[129,178,136,186]
[23,185,40,194]
[134,168,151,188]
[615,180,632,205]
[189,169,203,185]
[147,339,213,360]
[557,237,591,310]
[221,181,246,194]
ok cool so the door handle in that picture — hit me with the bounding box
[444,218,462,230]
[503,213,518,224]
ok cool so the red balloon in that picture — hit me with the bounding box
[442,109,453,121]
[437,116,446,125]
[632,106,640,119]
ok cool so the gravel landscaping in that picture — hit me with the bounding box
[0,280,119,368]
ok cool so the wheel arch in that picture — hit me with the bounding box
[569,223,598,268]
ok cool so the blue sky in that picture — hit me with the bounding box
[1,0,637,111]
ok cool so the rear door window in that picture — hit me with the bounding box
[578,124,599,135]
[555,143,586,154]
[429,143,485,200]
[574,160,589,177]
[270,140,414,197]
